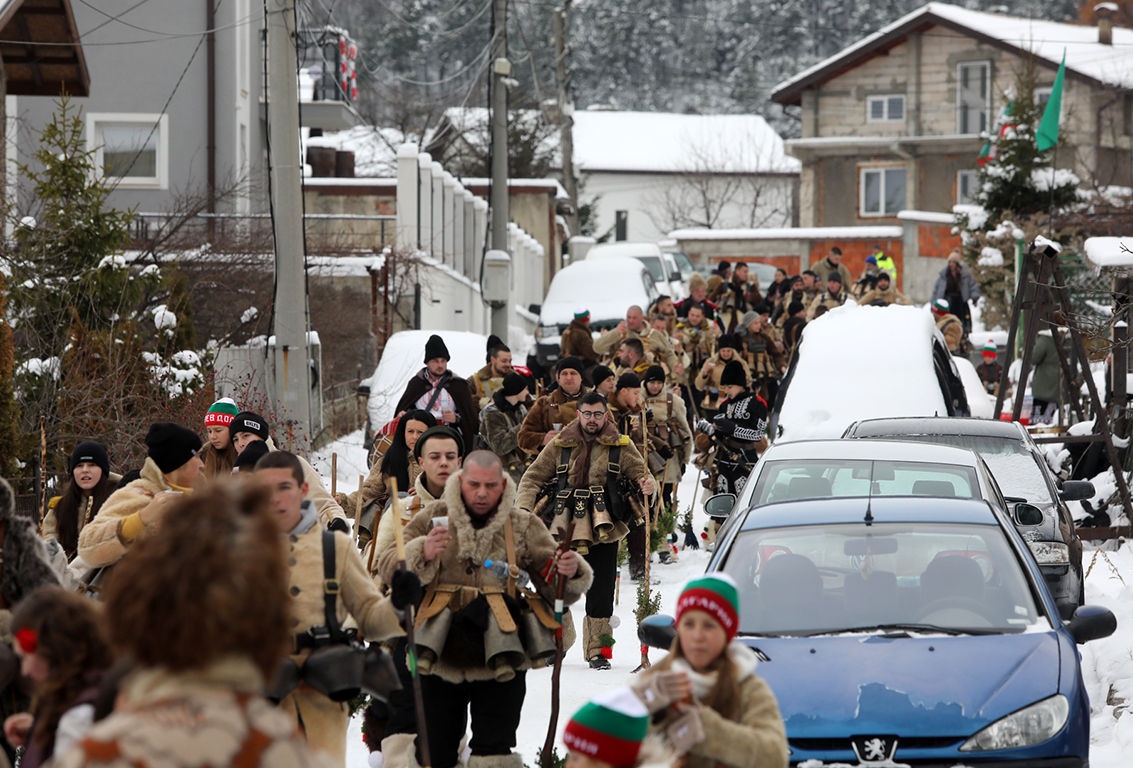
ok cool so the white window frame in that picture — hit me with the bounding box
[866,94,906,123]
[859,165,907,218]
[1034,86,1052,106]
[956,61,992,136]
[957,170,979,205]
[86,113,169,189]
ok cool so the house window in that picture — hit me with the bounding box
[860,167,906,217]
[957,170,979,205]
[957,61,991,135]
[87,113,168,188]
[1035,86,1052,108]
[867,95,905,122]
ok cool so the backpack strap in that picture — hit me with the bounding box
[321,530,345,642]
[503,517,517,599]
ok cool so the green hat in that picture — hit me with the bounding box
[204,398,239,427]
[563,687,649,767]
[676,573,740,640]
[574,306,590,320]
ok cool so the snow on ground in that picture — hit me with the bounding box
[1081,543,1133,766]
[312,429,371,500]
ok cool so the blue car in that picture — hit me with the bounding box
[640,493,1116,766]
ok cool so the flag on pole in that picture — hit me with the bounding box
[1036,50,1065,152]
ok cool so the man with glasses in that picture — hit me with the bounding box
[516,392,654,670]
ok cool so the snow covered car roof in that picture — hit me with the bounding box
[538,257,658,328]
[759,437,982,467]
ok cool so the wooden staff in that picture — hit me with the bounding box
[353,475,364,542]
[639,413,652,671]
[541,517,576,768]
[388,477,432,768]
[331,453,337,497]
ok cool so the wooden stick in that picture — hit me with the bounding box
[331,453,337,497]
[353,475,364,542]
[388,477,432,768]
[639,413,652,671]
[541,518,576,768]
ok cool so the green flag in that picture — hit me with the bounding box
[1036,50,1065,152]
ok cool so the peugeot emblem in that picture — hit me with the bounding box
[850,735,898,763]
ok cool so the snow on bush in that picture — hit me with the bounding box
[143,350,202,397]
[241,306,259,323]
[151,304,177,336]
[17,356,60,380]
[978,246,1004,267]
[97,254,127,270]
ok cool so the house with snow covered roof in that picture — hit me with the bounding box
[771,2,1133,228]
[426,107,801,242]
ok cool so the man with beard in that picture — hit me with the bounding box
[468,337,515,409]
[594,305,677,375]
[518,357,590,454]
[395,335,479,453]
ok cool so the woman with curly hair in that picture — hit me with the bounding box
[54,481,322,768]
[3,587,111,768]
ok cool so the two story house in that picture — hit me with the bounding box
[771,2,1133,227]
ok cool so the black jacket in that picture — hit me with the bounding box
[395,368,480,453]
[713,390,768,444]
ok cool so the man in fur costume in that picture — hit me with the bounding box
[517,357,590,455]
[468,337,514,409]
[594,305,678,375]
[254,452,410,768]
[396,334,480,453]
[695,361,768,497]
[516,392,654,670]
[378,452,593,768]
[480,373,532,485]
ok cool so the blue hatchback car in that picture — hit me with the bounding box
[641,494,1116,766]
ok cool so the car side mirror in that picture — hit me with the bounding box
[1067,605,1117,644]
[638,614,676,650]
[528,303,542,315]
[704,493,736,522]
[1013,503,1044,527]
[1059,480,1094,502]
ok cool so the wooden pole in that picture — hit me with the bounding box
[639,413,652,671]
[331,453,337,497]
[353,475,364,542]
[388,477,432,768]
[540,517,576,768]
[995,250,1037,419]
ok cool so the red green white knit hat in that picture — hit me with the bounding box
[982,342,997,354]
[204,398,239,427]
[931,298,950,314]
[574,306,590,319]
[676,573,740,640]
[563,687,649,768]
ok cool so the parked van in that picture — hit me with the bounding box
[586,242,684,300]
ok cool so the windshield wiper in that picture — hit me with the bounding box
[800,623,1000,637]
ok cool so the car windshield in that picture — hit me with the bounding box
[721,522,1043,636]
[864,434,1051,501]
[752,459,980,505]
[637,256,666,284]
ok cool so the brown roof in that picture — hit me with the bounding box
[0,0,89,97]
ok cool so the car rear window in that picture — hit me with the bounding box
[720,522,1042,636]
[752,460,980,505]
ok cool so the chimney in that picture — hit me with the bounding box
[1096,2,1116,46]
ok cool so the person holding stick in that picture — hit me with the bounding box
[379,451,592,768]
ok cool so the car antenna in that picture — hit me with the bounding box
[865,461,874,525]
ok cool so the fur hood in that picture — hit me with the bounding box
[0,478,61,612]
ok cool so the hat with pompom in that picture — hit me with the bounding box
[931,298,951,315]
[563,687,649,768]
[204,398,239,428]
[676,573,740,640]
[574,306,590,320]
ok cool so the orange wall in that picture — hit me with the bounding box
[918,224,962,259]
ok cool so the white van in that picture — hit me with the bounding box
[586,242,685,300]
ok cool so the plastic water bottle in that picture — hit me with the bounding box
[484,559,530,588]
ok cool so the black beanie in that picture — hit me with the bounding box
[616,372,641,391]
[788,300,805,316]
[827,271,843,284]
[720,360,748,388]
[233,440,270,473]
[643,365,666,384]
[557,356,584,375]
[718,334,739,351]
[414,425,465,460]
[591,365,615,388]
[145,423,203,474]
[70,441,110,476]
[424,334,450,363]
[502,372,529,397]
[230,411,270,441]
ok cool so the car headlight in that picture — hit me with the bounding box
[535,325,556,341]
[960,695,1069,751]
[1027,541,1070,565]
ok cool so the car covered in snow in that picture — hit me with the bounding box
[769,304,969,442]
[842,417,1093,618]
[585,241,684,300]
[532,257,659,367]
[641,491,1116,766]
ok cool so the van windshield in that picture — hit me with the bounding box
[752,459,981,505]
[637,256,666,284]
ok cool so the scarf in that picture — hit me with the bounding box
[671,642,759,702]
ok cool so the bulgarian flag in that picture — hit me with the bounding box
[1036,50,1065,152]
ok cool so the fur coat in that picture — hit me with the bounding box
[516,385,588,455]
[0,479,60,638]
[76,458,173,569]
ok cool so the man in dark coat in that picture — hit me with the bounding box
[395,334,479,453]
[695,360,768,497]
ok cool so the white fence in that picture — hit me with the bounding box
[395,143,545,345]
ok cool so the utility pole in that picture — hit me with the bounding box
[553,3,578,238]
[489,0,511,341]
[266,0,313,453]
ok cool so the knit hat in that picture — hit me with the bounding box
[486,335,505,357]
[931,298,950,315]
[720,360,747,388]
[69,441,110,476]
[676,573,741,641]
[573,306,590,320]
[144,423,203,474]
[740,310,760,330]
[563,687,649,768]
[557,356,584,375]
[424,334,450,363]
[716,260,731,273]
[414,425,465,460]
[643,365,666,384]
[204,397,239,428]
[616,372,641,392]
[230,412,270,441]
[688,272,707,292]
[233,440,270,473]
[827,271,843,284]
[982,342,998,356]
[787,300,805,316]
[591,365,615,388]
[876,271,891,284]
[502,372,529,397]
[717,334,739,351]
[865,255,877,266]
